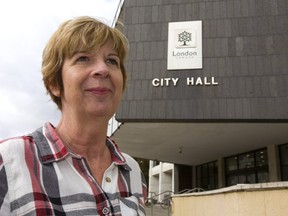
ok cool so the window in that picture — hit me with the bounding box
[196,161,218,190]
[279,144,288,181]
[226,157,237,171]
[225,148,269,186]
[239,153,255,169]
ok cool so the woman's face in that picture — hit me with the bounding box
[54,40,124,120]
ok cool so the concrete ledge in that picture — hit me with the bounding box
[171,182,288,216]
[172,181,288,197]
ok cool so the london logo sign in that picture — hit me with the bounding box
[167,21,202,70]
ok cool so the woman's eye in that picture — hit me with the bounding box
[106,58,119,66]
[76,56,90,62]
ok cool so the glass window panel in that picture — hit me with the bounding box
[238,175,246,184]
[239,153,255,169]
[196,161,218,190]
[237,173,256,184]
[209,163,214,176]
[196,179,201,188]
[227,175,238,186]
[196,166,201,179]
[256,149,268,167]
[226,149,269,187]
[202,164,208,178]
[280,144,288,165]
[282,166,288,181]
[202,177,209,189]
[214,161,218,175]
[246,173,256,184]
[226,157,238,171]
[209,177,215,190]
[257,171,269,183]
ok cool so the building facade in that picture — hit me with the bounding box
[112,0,288,194]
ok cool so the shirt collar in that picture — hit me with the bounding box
[106,137,131,171]
[32,122,131,171]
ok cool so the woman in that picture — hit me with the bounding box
[0,16,147,215]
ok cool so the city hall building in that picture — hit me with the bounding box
[111,0,288,200]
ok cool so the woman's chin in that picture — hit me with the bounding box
[86,108,114,119]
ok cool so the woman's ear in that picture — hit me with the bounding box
[49,85,61,97]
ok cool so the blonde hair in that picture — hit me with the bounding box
[42,16,129,110]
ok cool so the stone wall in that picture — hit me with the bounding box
[172,182,288,216]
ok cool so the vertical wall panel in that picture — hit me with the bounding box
[117,0,288,122]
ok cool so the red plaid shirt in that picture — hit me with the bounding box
[0,122,147,215]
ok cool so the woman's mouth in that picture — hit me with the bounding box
[85,87,111,95]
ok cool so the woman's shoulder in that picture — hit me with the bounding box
[121,153,141,170]
[0,136,33,158]
[1,136,25,146]
[0,135,32,145]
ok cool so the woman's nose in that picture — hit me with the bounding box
[91,61,110,78]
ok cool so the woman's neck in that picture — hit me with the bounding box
[55,114,109,160]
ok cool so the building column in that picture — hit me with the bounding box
[148,161,159,202]
[268,144,281,182]
[192,166,196,189]
[173,164,179,193]
[218,158,226,188]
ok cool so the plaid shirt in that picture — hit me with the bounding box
[0,123,147,215]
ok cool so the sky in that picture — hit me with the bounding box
[0,0,124,139]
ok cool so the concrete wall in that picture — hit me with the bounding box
[117,0,288,121]
[171,182,288,216]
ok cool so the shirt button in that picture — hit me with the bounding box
[102,207,110,215]
[105,177,111,183]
